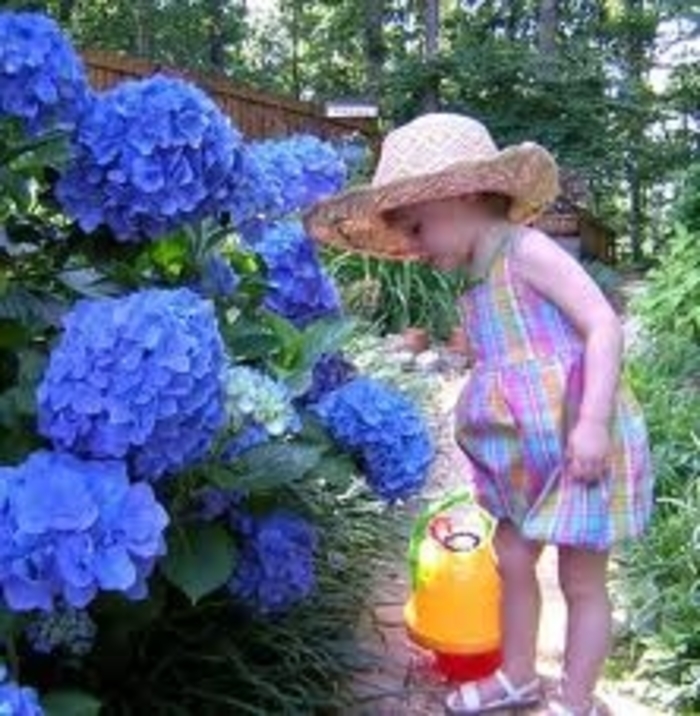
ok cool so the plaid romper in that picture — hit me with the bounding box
[455,230,653,551]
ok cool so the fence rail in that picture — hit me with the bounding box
[83,49,377,143]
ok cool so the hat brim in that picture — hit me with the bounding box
[304,142,559,261]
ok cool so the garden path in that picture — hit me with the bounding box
[349,326,660,715]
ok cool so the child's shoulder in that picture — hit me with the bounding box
[510,224,573,271]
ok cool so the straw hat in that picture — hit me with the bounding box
[304,113,560,260]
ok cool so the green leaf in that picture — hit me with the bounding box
[160,523,236,604]
[309,452,358,488]
[222,315,280,362]
[233,442,324,492]
[43,691,102,716]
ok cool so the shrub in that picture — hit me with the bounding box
[0,11,434,712]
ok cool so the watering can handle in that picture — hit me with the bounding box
[407,490,494,589]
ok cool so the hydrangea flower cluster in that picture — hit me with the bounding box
[244,135,347,221]
[0,451,169,612]
[56,75,246,242]
[199,253,241,299]
[224,366,299,438]
[313,378,434,501]
[298,352,357,406]
[229,511,317,615]
[0,664,43,716]
[26,606,96,656]
[0,11,90,136]
[254,222,341,327]
[37,288,226,481]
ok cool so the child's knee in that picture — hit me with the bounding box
[494,522,541,581]
[558,548,609,603]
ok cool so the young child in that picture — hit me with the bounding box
[305,113,653,715]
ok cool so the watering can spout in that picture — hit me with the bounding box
[404,491,502,682]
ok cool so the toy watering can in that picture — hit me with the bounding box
[403,491,502,682]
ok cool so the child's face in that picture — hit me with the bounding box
[388,197,490,270]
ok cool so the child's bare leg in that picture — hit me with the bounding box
[475,521,543,700]
[557,547,611,711]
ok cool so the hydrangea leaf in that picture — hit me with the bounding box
[221,315,281,363]
[42,690,101,716]
[161,523,236,604]
[232,443,324,492]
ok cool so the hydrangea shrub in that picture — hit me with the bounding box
[37,288,226,481]
[254,221,341,327]
[0,11,90,136]
[229,511,317,615]
[57,75,245,241]
[314,377,434,501]
[0,451,168,611]
[0,11,436,708]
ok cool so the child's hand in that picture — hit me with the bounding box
[565,418,611,482]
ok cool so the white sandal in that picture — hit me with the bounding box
[444,669,542,714]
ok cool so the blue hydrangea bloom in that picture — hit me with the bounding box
[224,366,299,438]
[56,75,246,242]
[199,253,241,299]
[37,288,226,481]
[313,378,434,501]
[0,451,169,612]
[229,511,316,615]
[0,11,90,136]
[0,664,43,716]
[298,352,357,406]
[235,135,347,225]
[253,222,341,327]
[26,605,96,656]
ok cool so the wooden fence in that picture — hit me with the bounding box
[83,49,378,143]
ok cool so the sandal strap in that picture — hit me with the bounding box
[495,669,540,699]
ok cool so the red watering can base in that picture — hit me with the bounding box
[433,648,502,683]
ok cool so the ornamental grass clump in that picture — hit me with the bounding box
[37,288,226,481]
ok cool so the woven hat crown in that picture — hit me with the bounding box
[372,114,499,188]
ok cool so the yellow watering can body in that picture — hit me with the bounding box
[404,492,502,680]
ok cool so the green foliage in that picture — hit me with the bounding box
[42,691,102,716]
[635,224,700,342]
[673,163,700,234]
[326,250,464,339]
[619,335,700,711]
[161,524,237,604]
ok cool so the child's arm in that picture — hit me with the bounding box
[513,229,624,482]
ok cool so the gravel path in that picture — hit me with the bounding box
[349,340,662,716]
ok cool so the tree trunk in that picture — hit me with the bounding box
[364,0,386,101]
[626,155,644,262]
[133,0,153,58]
[207,0,226,71]
[421,0,440,111]
[538,0,558,55]
[623,0,646,261]
[290,0,302,99]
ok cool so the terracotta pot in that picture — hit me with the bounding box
[401,327,430,354]
[447,327,469,356]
